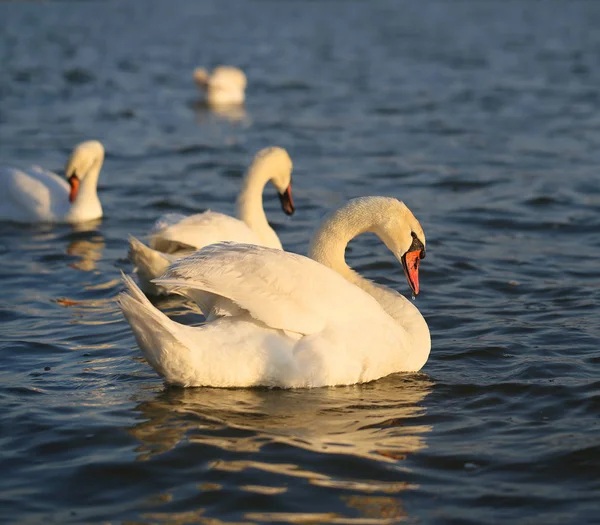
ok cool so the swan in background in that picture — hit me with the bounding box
[193,66,247,106]
[119,196,430,388]
[0,140,105,224]
[128,146,295,295]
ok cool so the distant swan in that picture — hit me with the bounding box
[193,66,247,106]
[128,147,295,295]
[0,140,105,224]
[119,196,430,388]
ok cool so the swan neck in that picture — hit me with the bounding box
[69,155,103,219]
[308,205,377,280]
[236,161,280,248]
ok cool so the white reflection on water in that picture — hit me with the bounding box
[130,374,433,463]
[131,375,431,524]
[192,99,250,124]
[66,236,105,272]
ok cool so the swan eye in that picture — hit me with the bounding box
[409,232,426,259]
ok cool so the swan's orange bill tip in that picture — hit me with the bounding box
[279,184,295,216]
[68,176,79,203]
[402,250,421,296]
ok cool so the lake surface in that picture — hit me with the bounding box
[1,0,599,523]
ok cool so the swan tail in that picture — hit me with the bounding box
[118,273,194,386]
[128,236,171,296]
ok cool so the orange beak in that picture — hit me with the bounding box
[278,184,295,216]
[401,249,422,295]
[68,176,79,203]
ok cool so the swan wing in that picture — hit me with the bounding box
[154,242,382,336]
[0,166,68,221]
[150,211,261,253]
[151,212,189,234]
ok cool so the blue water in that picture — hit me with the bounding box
[1,1,599,523]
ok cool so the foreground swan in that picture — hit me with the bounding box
[193,66,247,106]
[0,141,105,223]
[119,196,430,388]
[128,147,295,295]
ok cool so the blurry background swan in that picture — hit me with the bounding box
[193,66,247,106]
[192,66,249,123]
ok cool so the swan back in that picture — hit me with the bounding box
[149,211,262,253]
[210,66,247,91]
[154,242,385,336]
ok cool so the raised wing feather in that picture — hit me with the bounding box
[154,242,382,336]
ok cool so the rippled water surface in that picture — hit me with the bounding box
[1,1,600,523]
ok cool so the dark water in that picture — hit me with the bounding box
[1,0,599,523]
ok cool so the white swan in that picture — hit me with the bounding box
[0,140,105,224]
[193,66,247,106]
[119,196,430,388]
[128,146,294,295]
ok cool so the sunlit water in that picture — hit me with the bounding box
[1,1,599,523]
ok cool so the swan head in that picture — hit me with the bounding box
[253,146,295,216]
[375,199,426,296]
[193,67,210,88]
[64,140,105,203]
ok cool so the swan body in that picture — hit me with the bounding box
[0,141,104,224]
[193,66,247,106]
[120,197,430,388]
[129,147,295,296]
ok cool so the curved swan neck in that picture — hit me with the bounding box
[308,199,384,281]
[236,157,280,248]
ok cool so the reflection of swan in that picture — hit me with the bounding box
[130,376,432,524]
[120,197,430,388]
[129,374,433,464]
[128,147,295,296]
[67,234,105,271]
[193,66,246,106]
[193,99,249,124]
[0,141,105,223]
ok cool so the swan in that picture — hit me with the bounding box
[119,196,430,388]
[193,66,247,106]
[0,140,105,224]
[128,146,295,295]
